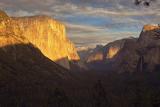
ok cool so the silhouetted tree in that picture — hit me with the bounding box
[48,88,70,107]
[132,82,142,107]
[92,80,109,107]
[151,91,160,107]
[154,64,160,72]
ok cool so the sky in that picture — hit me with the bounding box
[0,0,160,48]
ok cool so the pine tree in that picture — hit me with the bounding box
[132,80,142,107]
[92,80,109,107]
[48,88,70,107]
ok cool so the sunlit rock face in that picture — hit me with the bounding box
[142,24,160,32]
[106,47,120,59]
[86,52,103,63]
[0,13,74,104]
[0,10,8,19]
[84,38,137,71]
[0,13,79,69]
[138,24,160,47]
[85,39,126,63]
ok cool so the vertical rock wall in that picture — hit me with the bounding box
[10,16,80,69]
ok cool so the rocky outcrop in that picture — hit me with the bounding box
[83,38,136,70]
[85,39,128,63]
[113,24,160,72]
[77,45,103,63]
[85,24,160,72]
[87,51,104,63]
[106,47,120,59]
[0,11,8,19]
[138,24,160,47]
[78,40,130,69]
[0,31,70,80]
[0,11,75,106]
[0,11,79,69]
[0,10,73,80]
[142,24,160,32]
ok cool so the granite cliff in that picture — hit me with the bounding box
[85,39,128,63]
[83,38,136,70]
[113,24,160,72]
[0,10,76,106]
[85,24,160,72]
[0,11,79,69]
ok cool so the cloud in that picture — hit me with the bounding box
[0,0,160,47]
[7,10,35,16]
[66,23,105,33]
[69,31,139,47]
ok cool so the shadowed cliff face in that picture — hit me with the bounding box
[0,12,79,69]
[0,12,82,106]
[0,37,77,107]
[85,39,127,63]
[85,24,160,72]
[0,25,72,80]
[111,24,160,72]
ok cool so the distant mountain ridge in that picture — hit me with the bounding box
[84,24,160,72]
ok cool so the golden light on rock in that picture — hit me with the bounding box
[143,24,160,32]
[0,13,80,69]
[87,52,103,63]
[107,47,119,59]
